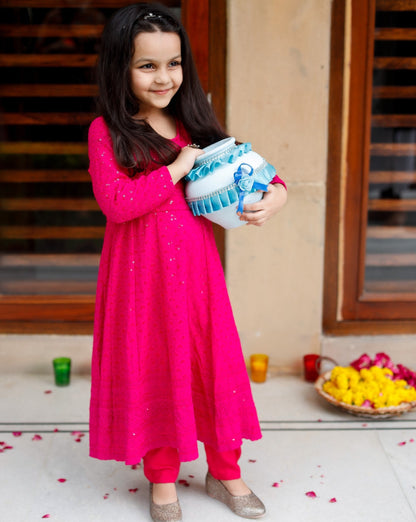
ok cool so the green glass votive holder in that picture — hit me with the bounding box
[53,357,71,386]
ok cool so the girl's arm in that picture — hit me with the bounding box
[88,119,197,224]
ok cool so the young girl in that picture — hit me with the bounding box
[88,3,287,521]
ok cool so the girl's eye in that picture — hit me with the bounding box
[139,63,154,70]
[169,60,181,67]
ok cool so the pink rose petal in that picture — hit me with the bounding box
[44,390,52,394]
[272,482,280,488]
[129,488,138,493]
[188,475,194,478]
[248,459,256,463]
[398,441,406,446]
[32,434,42,441]
[4,445,13,450]
[329,497,337,503]
[103,493,109,499]
[409,439,414,443]
[306,491,317,498]
[42,515,51,519]
[53,429,59,433]
[57,478,67,483]
[13,432,22,437]
[178,479,190,487]
[131,464,139,470]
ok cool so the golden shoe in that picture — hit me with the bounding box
[149,484,182,522]
[205,472,266,519]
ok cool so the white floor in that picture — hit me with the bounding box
[1,373,415,522]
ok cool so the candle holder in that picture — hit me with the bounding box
[303,354,320,382]
[53,357,71,386]
[250,354,269,383]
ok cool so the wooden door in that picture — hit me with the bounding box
[324,0,416,333]
[0,0,226,333]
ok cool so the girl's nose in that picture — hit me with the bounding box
[155,67,169,84]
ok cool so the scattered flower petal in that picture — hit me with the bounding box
[272,482,280,488]
[305,491,317,498]
[44,390,52,394]
[188,475,194,478]
[103,493,109,499]
[57,479,67,483]
[178,479,190,487]
[398,441,406,446]
[53,429,59,433]
[13,432,22,437]
[131,464,140,470]
[42,515,51,519]
[32,434,42,441]
[129,488,138,493]
[4,445,13,450]
[329,497,337,503]
[409,439,414,443]
[362,423,368,428]
[248,459,256,463]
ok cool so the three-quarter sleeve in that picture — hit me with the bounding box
[88,118,177,223]
[270,174,287,190]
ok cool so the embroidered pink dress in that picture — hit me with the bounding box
[88,116,262,465]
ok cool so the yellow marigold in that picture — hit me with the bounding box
[323,364,416,409]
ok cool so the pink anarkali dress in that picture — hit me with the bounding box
[88,116,262,465]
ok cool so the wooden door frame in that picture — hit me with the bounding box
[0,0,227,333]
[323,0,416,334]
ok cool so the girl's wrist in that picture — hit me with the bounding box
[167,161,187,184]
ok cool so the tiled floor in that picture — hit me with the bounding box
[1,373,415,522]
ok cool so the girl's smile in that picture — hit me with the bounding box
[130,31,183,117]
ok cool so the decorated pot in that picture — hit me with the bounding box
[185,137,276,229]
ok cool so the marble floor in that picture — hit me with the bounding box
[1,372,415,522]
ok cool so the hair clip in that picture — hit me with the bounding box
[144,12,163,20]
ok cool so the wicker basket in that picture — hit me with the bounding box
[314,371,416,419]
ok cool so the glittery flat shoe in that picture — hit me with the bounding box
[149,484,182,522]
[205,472,266,519]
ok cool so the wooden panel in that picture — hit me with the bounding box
[0,54,97,67]
[0,253,100,266]
[182,0,209,90]
[375,28,416,40]
[373,86,416,98]
[322,0,346,333]
[367,226,416,239]
[366,253,416,266]
[372,114,416,127]
[0,198,99,211]
[0,142,88,154]
[376,0,416,11]
[368,199,416,211]
[1,281,97,294]
[0,24,104,37]
[0,170,90,182]
[2,113,94,125]
[369,171,416,183]
[0,226,105,239]
[0,0,179,6]
[370,143,416,155]
[373,57,416,69]
[0,85,98,97]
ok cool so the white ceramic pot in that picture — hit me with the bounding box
[185,138,276,229]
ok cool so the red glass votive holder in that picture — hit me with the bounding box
[303,354,320,382]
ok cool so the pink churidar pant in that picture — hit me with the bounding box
[143,445,242,483]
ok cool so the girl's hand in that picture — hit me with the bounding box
[238,183,287,226]
[168,145,204,184]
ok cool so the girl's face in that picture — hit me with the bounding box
[130,30,183,117]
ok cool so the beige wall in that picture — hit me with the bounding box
[226,0,331,372]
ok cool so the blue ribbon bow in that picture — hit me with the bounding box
[233,163,269,213]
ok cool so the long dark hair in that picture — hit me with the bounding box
[96,2,228,174]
